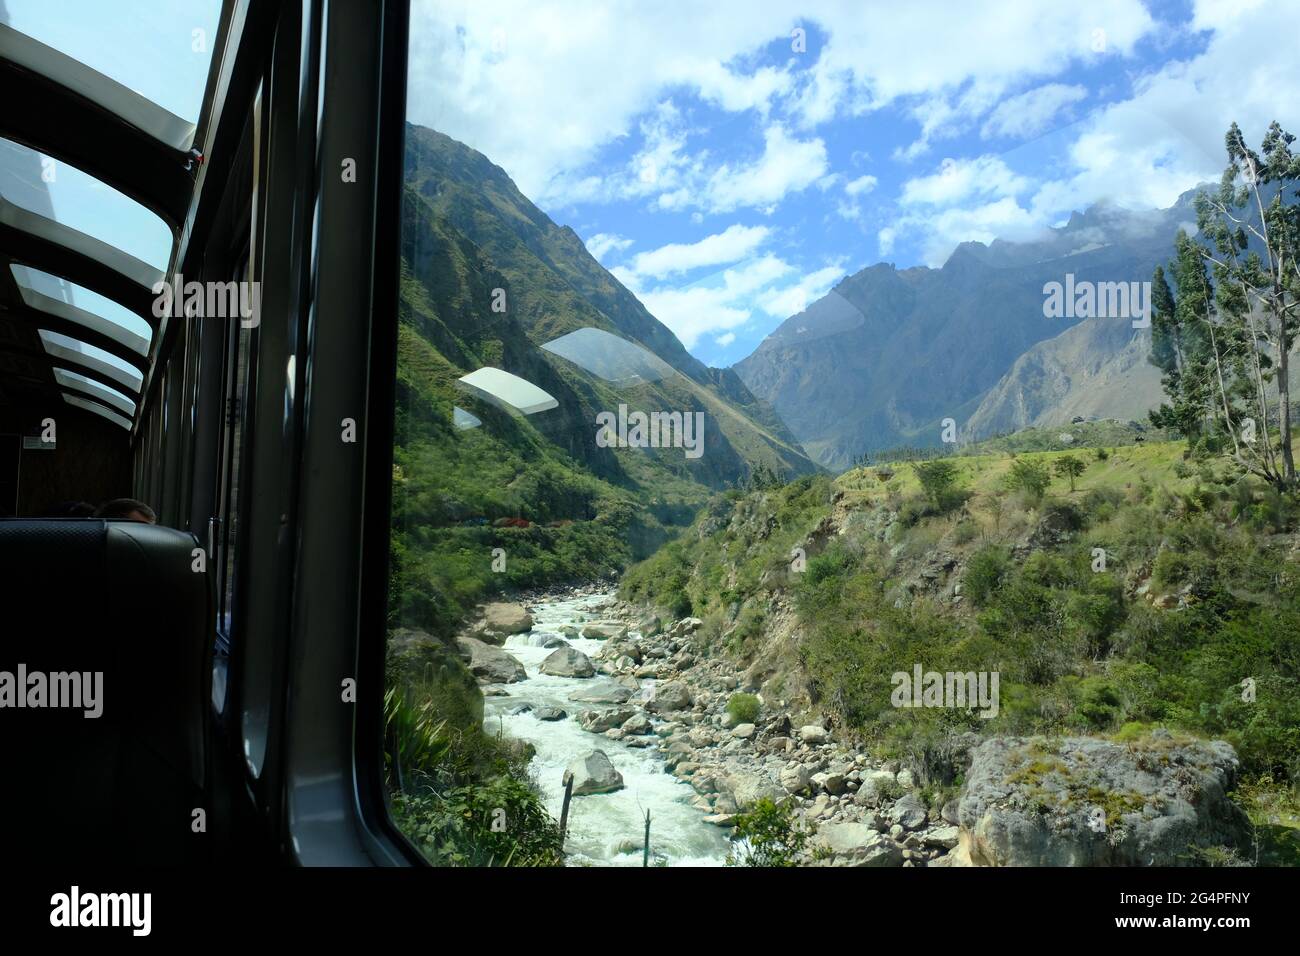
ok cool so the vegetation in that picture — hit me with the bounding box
[725,798,818,867]
[727,692,762,725]
[622,433,1300,834]
[1148,121,1300,489]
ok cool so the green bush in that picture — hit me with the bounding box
[726,798,817,867]
[964,544,1012,607]
[727,692,761,724]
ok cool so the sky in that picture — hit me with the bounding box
[406,0,1300,369]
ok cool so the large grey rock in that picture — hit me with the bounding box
[526,633,569,649]
[645,681,693,713]
[579,708,636,733]
[780,765,811,794]
[568,682,633,704]
[888,792,928,830]
[455,637,527,684]
[799,725,829,745]
[539,646,595,678]
[581,622,628,640]
[470,603,534,644]
[954,735,1251,866]
[566,750,625,796]
[815,822,905,867]
[852,770,899,807]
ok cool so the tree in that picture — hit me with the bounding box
[1055,455,1085,492]
[1006,458,1051,503]
[726,798,817,867]
[1150,122,1300,488]
[913,459,959,507]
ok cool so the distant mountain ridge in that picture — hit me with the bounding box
[734,189,1208,471]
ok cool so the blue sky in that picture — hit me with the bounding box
[407,0,1299,369]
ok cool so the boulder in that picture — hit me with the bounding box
[566,751,625,796]
[533,706,567,722]
[815,822,905,867]
[525,633,568,649]
[455,637,527,684]
[799,724,829,745]
[645,681,693,713]
[955,735,1251,866]
[581,622,628,640]
[568,682,633,704]
[888,792,928,830]
[471,602,534,643]
[539,646,595,678]
[621,713,653,735]
[730,723,757,740]
[780,765,811,794]
[579,708,636,733]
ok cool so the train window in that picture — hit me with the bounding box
[37,330,145,393]
[3,0,221,126]
[10,265,152,350]
[0,138,173,270]
[215,265,254,636]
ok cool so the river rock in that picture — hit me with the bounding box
[621,713,652,735]
[566,750,625,796]
[568,682,633,704]
[730,722,756,740]
[533,706,567,721]
[645,681,693,712]
[580,708,636,733]
[456,637,527,684]
[581,622,627,640]
[852,770,898,807]
[814,822,905,867]
[799,725,829,745]
[888,792,928,830]
[526,633,568,649]
[812,771,848,796]
[471,602,534,644]
[540,646,595,678]
[954,735,1251,866]
[780,765,811,794]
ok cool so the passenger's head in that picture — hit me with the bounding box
[95,498,157,524]
[46,500,97,518]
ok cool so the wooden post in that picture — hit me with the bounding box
[642,808,651,867]
[559,771,574,844]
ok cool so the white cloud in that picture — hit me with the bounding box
[877,227,897,257]
[900,155,1030,207]
[715,332,737,347]
[584,233,633,260]
[623,224,771,281]
[980,83,1087,140]
[702,124,829,213]
[844,174,878,196]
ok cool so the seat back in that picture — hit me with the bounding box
[0,519,212,864]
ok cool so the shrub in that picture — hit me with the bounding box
[1006,458,1052,503]
[727,692,761,724]
[964,544,1012,607]
[726,798,817,867]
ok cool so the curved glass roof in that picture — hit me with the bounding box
[0,138,174,271]
[63,392,132,431]
[11,264,152,353]
[38,330,145,394]
[456,367,558,416]
[3,1,221,126]
[53,367,138,417]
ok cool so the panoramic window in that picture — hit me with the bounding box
[386,0,1300,871]
[0,138,174,271]
[3,0,221,127]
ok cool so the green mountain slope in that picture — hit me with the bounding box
[389,125,818,638]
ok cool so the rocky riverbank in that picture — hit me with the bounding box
[460,585,1253,867]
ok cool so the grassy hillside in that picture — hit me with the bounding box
[621,436,1300,862]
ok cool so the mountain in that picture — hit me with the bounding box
[403,124,815,487]
[390,124,816,636]
[734,191,1207,471]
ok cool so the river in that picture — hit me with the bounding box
[483,590,732,867]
